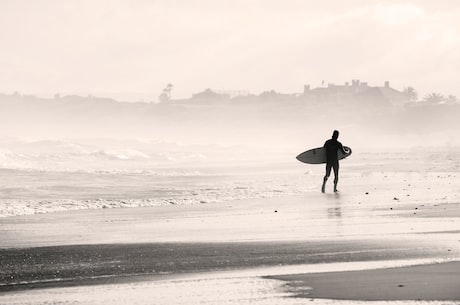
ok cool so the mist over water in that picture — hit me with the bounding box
[1,92,459,158]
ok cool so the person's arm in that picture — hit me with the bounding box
[339,142,348,154]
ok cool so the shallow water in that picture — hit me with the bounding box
[1,148,459,218]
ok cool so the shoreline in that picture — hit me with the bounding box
[2,191,460,249]
[2,162,459,219]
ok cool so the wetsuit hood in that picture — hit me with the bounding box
[332,130,339,140]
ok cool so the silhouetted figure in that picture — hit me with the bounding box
[322,130,347,193]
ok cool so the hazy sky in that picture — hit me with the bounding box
[1,0,459,101]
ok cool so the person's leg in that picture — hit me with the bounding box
[333,162,339,192]
[322,162,332,193]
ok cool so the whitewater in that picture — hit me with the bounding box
[1,138,459,218]
[0,138,314,217]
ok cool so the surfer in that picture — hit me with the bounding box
[322,130,348,193]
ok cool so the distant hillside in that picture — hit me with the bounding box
[1,92,460,148]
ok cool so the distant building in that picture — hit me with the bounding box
[215,90,250,99]
[192,88,230,100]
[303,80,409,107]
[171,81,410,107]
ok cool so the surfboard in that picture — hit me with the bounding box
[296,146,352,164]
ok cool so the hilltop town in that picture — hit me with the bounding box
[1,79,457,107]
[0,79,460,147]
[161,80,458,107]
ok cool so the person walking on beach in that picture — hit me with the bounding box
[322,130,348,193]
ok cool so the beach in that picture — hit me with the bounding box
[1,149,460,304]
[3,0,460,303]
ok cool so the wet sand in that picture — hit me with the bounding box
[1,239,455,292]
[269,262,460,301]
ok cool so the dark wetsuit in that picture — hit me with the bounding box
[323,138,345,185]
